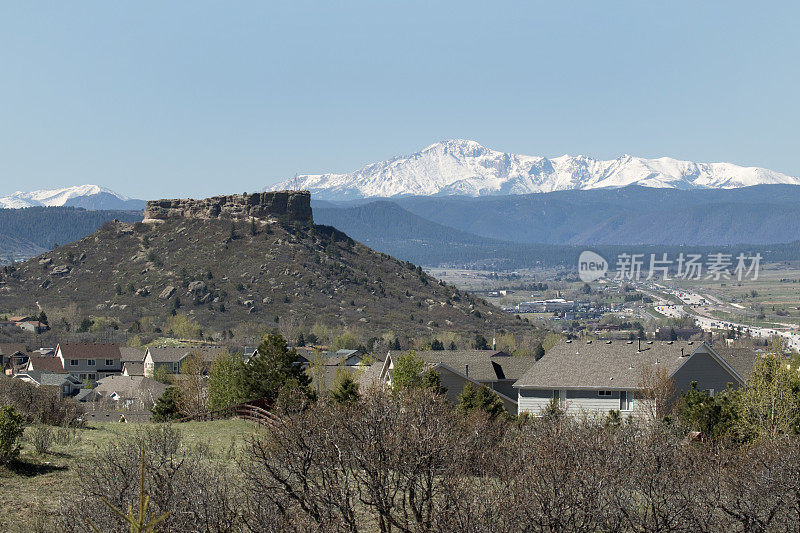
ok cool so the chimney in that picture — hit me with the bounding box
[492,337,497,351]
[465,364,469,377]
[637,338,641,352]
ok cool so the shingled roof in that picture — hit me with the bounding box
[26,355,66,373]
[57,343,122,360]
[514,340,723,390]
[710,346,761,382]
[145,347,190,363]
[0,343,27,357]
[411,350,535,383]
[119,347,146,363]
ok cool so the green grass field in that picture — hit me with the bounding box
[0,419,258,531]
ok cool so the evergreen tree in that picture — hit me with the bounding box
[534,343,546,361]
[331,373,360,404]
[151,387,183,422]
[240,333,313,403]
[0,405,25,463]
[422,369,447,395]
[391,351,425,391]
[457,383,507,420]
[430,339,444,351]
[473,334,490,350]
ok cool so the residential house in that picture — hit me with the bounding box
[55,343,123,381]
[514,340,745,420]
[143,347,189,377]
[119,346,146,365]
[379,350,534,413]
[0,317,48,334]
[91,375,168,410]
[25,355,66,374]
[1,343,28,374]
[142,346,224,377]
[122,361,145,376]
[120,346,146,376]
[14,371,83,398]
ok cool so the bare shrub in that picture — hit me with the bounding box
[0,376,83,426]
[29,425,54,455]
[59,425,242,532]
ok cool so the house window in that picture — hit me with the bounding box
[553,389,566,408]
[105,359,114,366]
[70,359,78,366]
[87,359,96,366]
[598,390,612,397]
[620,391,633,411]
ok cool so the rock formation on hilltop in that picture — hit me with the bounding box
[144,191,313,223]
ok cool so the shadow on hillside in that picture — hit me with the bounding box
[1,460,67,477]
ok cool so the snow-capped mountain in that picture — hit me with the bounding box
[267,139,800,200]
[0,185,145,210]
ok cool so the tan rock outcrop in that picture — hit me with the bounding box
[143,191,312,224]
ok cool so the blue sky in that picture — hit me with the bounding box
[1,1,798,199]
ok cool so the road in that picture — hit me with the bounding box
[652,287,800,351]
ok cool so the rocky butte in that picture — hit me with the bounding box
[143,190,313,224]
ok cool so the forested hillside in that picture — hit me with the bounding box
[0,207,143,261]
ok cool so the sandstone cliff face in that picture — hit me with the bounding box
[144,191,313,223]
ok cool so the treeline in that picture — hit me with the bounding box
[0,206,142,250]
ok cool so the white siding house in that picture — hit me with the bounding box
[515,340,748,420]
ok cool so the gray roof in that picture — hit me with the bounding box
[16,371,78,387]
[119,346,146,363]
[123,361,145,376]
[710,346,760,382]
[146,347,189,363]
[357,361,384,390]
[188,346,228,363]
[94,375,168,400]
[411,350,535,383]
[515,340,710,389]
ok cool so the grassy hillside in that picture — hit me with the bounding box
[0,217,527,342]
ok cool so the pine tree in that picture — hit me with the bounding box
[534,343,546,360]
[457,383,507,420]
[331,373,360,404]
[241,333,313,403]
[151,387,183,422]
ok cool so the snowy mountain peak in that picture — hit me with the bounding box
[267,140,800,200]
[0,185,144,210]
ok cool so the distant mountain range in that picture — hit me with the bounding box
[312,184,800,266]
[314,196,800,269]
[269,139,800,200]
[0,185,145,210]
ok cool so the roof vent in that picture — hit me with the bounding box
[688,341,694,345]
[646,341,653,344]
[629,364,633,370]
[626,340,633,344]
[566,340,572,343]
[586,340,592,344]
[667,341,673,344]
[605,340,612,344]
